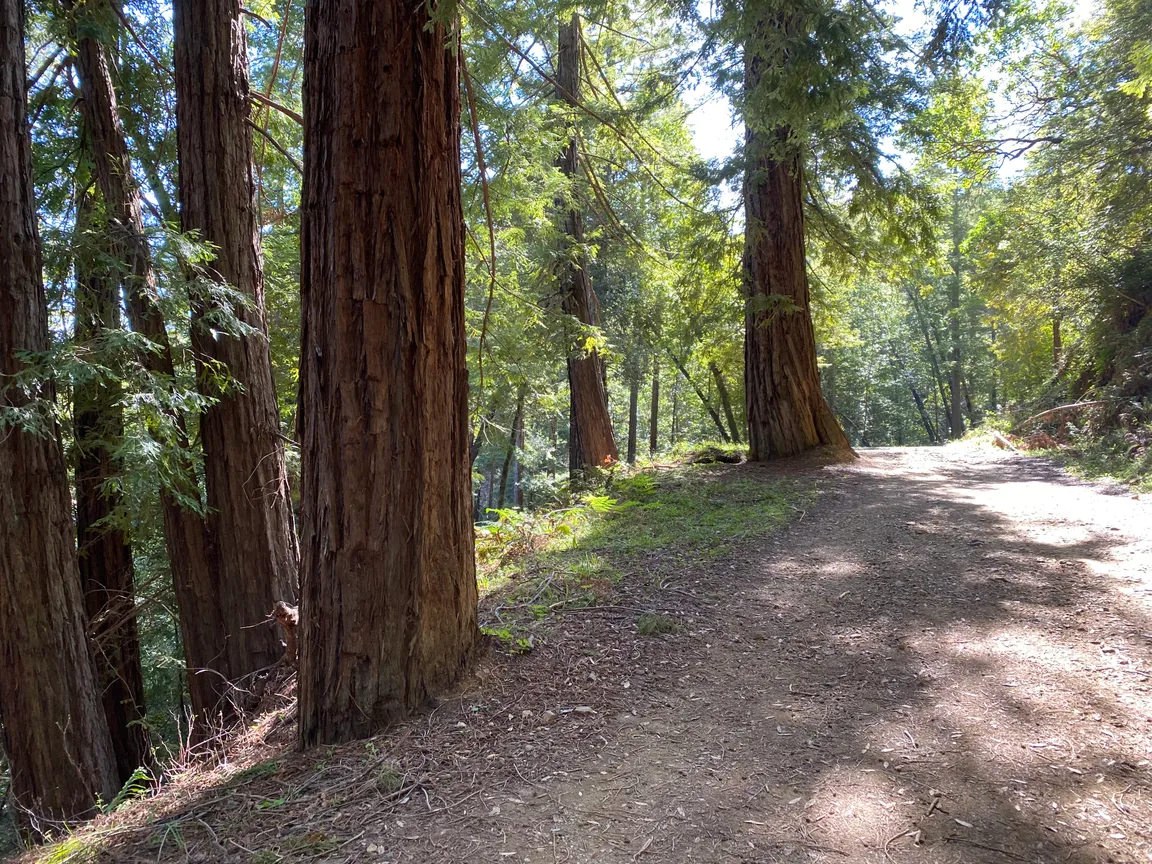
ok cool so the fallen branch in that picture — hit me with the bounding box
[1010,401,1109,433]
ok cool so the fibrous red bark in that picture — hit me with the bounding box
[556,15,618,472]
[0,0,119,828]
[174,0,299,677]
[742,21,850,460]
[297,0,479,747]
[74,185,152,783]
[69,5,225,722]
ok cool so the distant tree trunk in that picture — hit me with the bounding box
[709,361,741,444]
[649,360,659,457]
[298,0,478,747]
[69,9,226,723]
[514,415,525,506]
[905,284,952,436]
[948,187,965,439]
[1052,314,1062,371]
[74,184,151,783]
[743,21,849,460]
[484,453,499,513]
[173,0,298,681]
[671,353,730,442]
[556,15,617,471]
[0,0,118,827]
[548,414,558,479]
[626,377,639,463]
[498,393,524,509]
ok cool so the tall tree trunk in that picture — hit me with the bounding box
[485,453,499,513]
[514,413,525,507]
[73,184,151,783]
[498,393,524,509]
[69,9,226,723]
[556,15,617,471]
[298,0,478,747]
[0,0,118,827]
[1052,314,1062,371]
[708,361,741,444]
[549,414,558,479]
[670,353,730,442]
[626,377,639,463]
[173,0,298,680]
[743,25,849,459]
[905,284,952,435]
[948,187,965,439]
[648,359,659,457]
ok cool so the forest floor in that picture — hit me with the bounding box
[17,443,1152,864]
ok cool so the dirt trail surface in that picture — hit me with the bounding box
[34,445,1152,864]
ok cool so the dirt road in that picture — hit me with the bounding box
[437,445,1152,864]
[55,445,1152,864]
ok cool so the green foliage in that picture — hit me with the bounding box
[101,767,152,814]
[636,612,681,635]
[478,465,811,637]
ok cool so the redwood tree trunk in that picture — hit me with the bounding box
[948,188,965,439]
[298,0,478,747]
[556,15,618,471]
[742,131,849,457]
[626,377,639,463]
[709,361,741,444]
[70,11,225,722]
[173,0,298,678]
[649,360,659,456]
[671,352,730,442]
[74,185,151,783]
[498,392,524,509]
[0,0,118,827]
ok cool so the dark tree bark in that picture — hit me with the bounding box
[626,377,639,463]
[173,0,298,679]
[0,0,118,827]
[556,15,618,471]
[743,20,850,460]
[74,185,151,783]
[708,361,741,444]
[1052,314,1062,371]
[648,360,659,456]
[69,8,226,723]
[298,0,478,747]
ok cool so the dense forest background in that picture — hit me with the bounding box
[0,0,1149,844]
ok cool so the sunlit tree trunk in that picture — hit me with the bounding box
[74,184,151,783]
[648,360,660,457]
[743,16,850,460]
[556,15,618,471]
[173,0,299,679]
[948,186,965,439]
[298,0,478,747]
[69,8,226,722]
[626,377,639,463]
[709,361,741,444]
[0,0,118,827]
